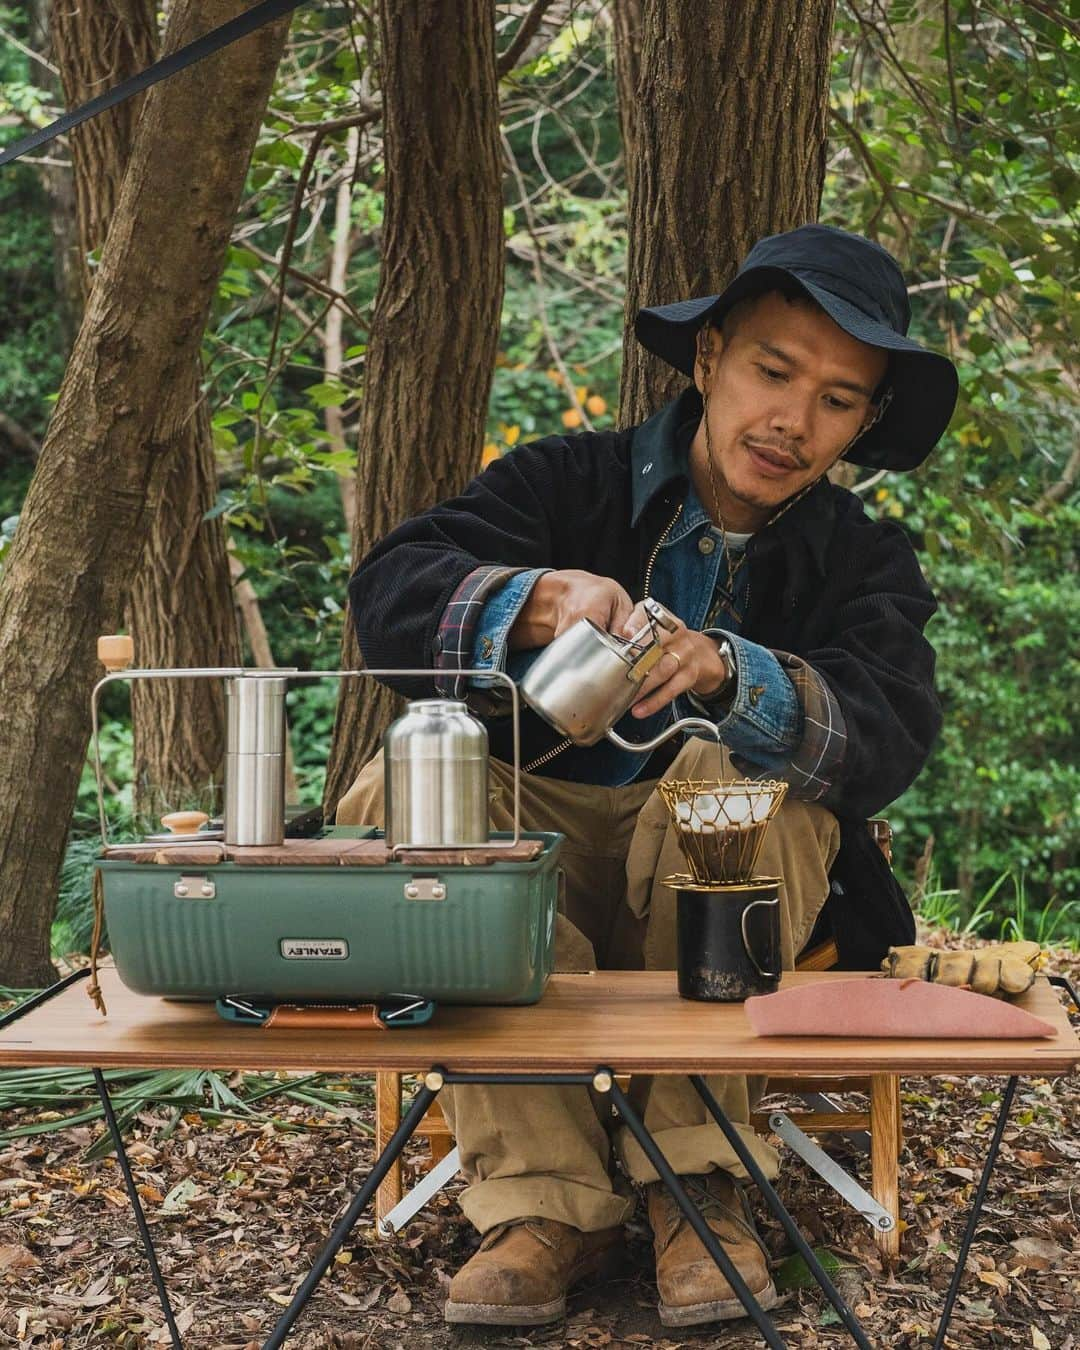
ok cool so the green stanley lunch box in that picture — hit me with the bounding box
[97,828,562,1005]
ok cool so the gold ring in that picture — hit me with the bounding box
[666,649,682,670]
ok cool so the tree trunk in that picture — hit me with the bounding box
[956,808,981,904]
[50,0,157,311]
[611,0,644,169]
[126,391,242,828]
[321,0,504,818]
[0,0,288,987]
[325,124,361,541]
[27,0,83,351]
[52,0,243,828]
[617,0,836,426]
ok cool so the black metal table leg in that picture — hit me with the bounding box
[689,1073,872,1350]
[934,983,1079,1350]
[0,969,89,1030]
[442,1071,599,1086]
[92,1068,184,1350]
[607,1074,789,1350]
[261,1076,440,1350]
[1047,973,1080,1014]
[932,1075,1018,1350]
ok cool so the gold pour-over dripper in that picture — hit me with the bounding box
[657,778,789,884]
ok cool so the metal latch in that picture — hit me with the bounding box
[404,877,446,901]
[174,874,216,899]
[770,1111,894,1232]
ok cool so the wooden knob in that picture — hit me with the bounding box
[98,635,134,672]
[161,811,210,836]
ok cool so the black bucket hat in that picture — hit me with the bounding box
[634,223,959,471]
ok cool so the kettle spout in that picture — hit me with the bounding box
[605,716,719,754]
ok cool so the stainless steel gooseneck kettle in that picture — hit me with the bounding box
[520,598,717,751]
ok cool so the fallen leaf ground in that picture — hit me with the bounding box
[1,941,1077,1349]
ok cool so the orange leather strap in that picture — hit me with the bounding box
[264,1003,384,1030]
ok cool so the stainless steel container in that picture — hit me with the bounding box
[384,699,489,848]
[224,676,287,846]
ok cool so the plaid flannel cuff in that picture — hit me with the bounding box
[433,564,531,698]
[754,651,848,802]
[689,632,848,802]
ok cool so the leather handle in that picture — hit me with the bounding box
[161,810,210,835]
[264,1004,384,1030]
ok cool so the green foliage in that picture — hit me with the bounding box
[52,836,104,960]
[489,21,625,459]
[228,476,350,661]
[917,867,1080,950]
[74,718,134,833]
[0,1063,374,1156]
[287,678,340,804]
[775,1247,849,1292]
[825,2,1078,930]
[488,258,623,457]
[0,163,67,438]
[993,873,1080,949]
[0,10,68,438]
[829,0,1077,553]
[888,509,1080,912]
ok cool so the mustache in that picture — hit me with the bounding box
[745,437,809,469]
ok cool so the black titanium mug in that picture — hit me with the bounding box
[671,876,782,1002]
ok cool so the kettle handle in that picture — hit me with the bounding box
[624,598,680,682]
[608,602,717,752]
[605,715,719,754]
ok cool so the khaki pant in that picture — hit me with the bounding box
[337,740,839,1234]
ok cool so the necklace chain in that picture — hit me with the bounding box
[698,340,817,624]
[701,383,749,625]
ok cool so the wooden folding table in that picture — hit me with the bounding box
[1,967,1077,1350]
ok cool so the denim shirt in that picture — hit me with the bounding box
[466,473,802,787]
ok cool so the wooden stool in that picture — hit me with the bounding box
[753,1062,903,1261]
[374,1070,454,1222]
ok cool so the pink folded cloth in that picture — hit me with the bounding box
[745,977,1056,1039]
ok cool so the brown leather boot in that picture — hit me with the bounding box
[444,1216,623,1325]
[647,1171,778,1327]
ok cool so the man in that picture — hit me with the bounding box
[339,224,958,1327]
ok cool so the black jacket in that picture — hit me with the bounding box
[350,391,941,966]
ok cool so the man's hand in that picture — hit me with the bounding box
[508,570,635,650]
[618,602,732,717]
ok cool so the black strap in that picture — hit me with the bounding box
[0,0,307,170]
